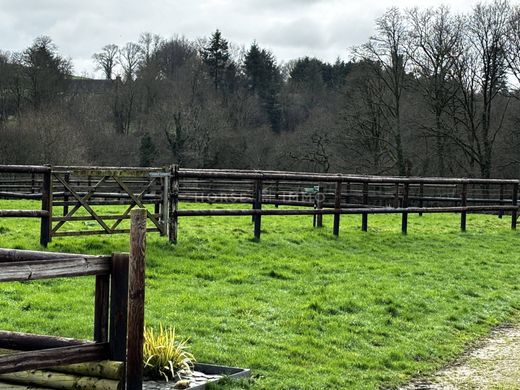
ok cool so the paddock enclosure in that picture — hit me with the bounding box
[0,208,147,390]
[0,164,518,245]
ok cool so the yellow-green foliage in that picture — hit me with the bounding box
[143,324,195,382]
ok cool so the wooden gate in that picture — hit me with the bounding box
[48,166,169,242]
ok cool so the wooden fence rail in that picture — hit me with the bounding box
[0,208,147,389]
[0,165,518,244]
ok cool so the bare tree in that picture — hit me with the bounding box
[92,44,119,80]
[340,64,393,174]
[450,0,511,178]
[355,7,409,175]
[138,33,162,67]
[407,6,463,176]
[119,42,142,81]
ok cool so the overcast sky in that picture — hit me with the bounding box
[1,0,482,78]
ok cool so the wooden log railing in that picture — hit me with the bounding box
[0,208,147,389]
[1,165,519,244]
[173,169,520,241]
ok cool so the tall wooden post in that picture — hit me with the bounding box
[512,183,518,230]
[361,182,369,232]
[109,253,129,362]
[461,183,467,232]
[94,274,110,343]
[127,208,146,390]
[402,183,409,235]
[333,181,342,237]
[40,168,52,247]
[168,165,179,244]
[253,179,262,241]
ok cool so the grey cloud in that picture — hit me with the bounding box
[0,0,477,76]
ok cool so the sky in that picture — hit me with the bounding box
[0,0,482,78]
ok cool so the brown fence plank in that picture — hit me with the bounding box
[0,343,108,375]
[0,257,111,282]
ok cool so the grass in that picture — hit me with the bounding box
[1,199,520,389]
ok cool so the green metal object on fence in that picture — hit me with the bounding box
[304,186,320,195]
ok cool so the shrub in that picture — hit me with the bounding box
[143,324,196,382]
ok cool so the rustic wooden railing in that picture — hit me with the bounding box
[0,208,147,390]
[0,165,52,246]
[1,165,518,244]
[173,169,519,241]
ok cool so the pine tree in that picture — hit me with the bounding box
[139,133,157,167]
[244,42,282,132]
[200,30,230,91]
[22,36,72,108]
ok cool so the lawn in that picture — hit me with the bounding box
[0,200,520,389]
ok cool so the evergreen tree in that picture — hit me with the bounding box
[244,42,282,132]
[139,133,157,167]
[22,36,72,108]
[200,30,231,91]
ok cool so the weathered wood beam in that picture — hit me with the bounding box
[0,257,111,282]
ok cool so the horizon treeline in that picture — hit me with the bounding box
[2,0,520,179]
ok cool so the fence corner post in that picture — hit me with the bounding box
[126,208,147,390]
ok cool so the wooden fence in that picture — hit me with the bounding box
[0,209,147,389]
[1,165,518,244]
[173,168,519,241]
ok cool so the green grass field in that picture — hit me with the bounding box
[1,200,520,389]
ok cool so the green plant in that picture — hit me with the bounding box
[143,323,195,382]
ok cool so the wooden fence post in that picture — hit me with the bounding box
[253,179,262,241]
[169,165,179,244]
[127,208,146,390]
[402,183,409,235]
[109,253,129,363]
[333,181,341,237]
[512,183,518,230]
[39,168,52,247]
[361,182,369,232]
[94,275,110,343]
[461,183,467,232]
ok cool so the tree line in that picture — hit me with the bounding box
[1,0,520,179]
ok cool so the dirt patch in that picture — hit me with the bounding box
[401,326,520,389]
